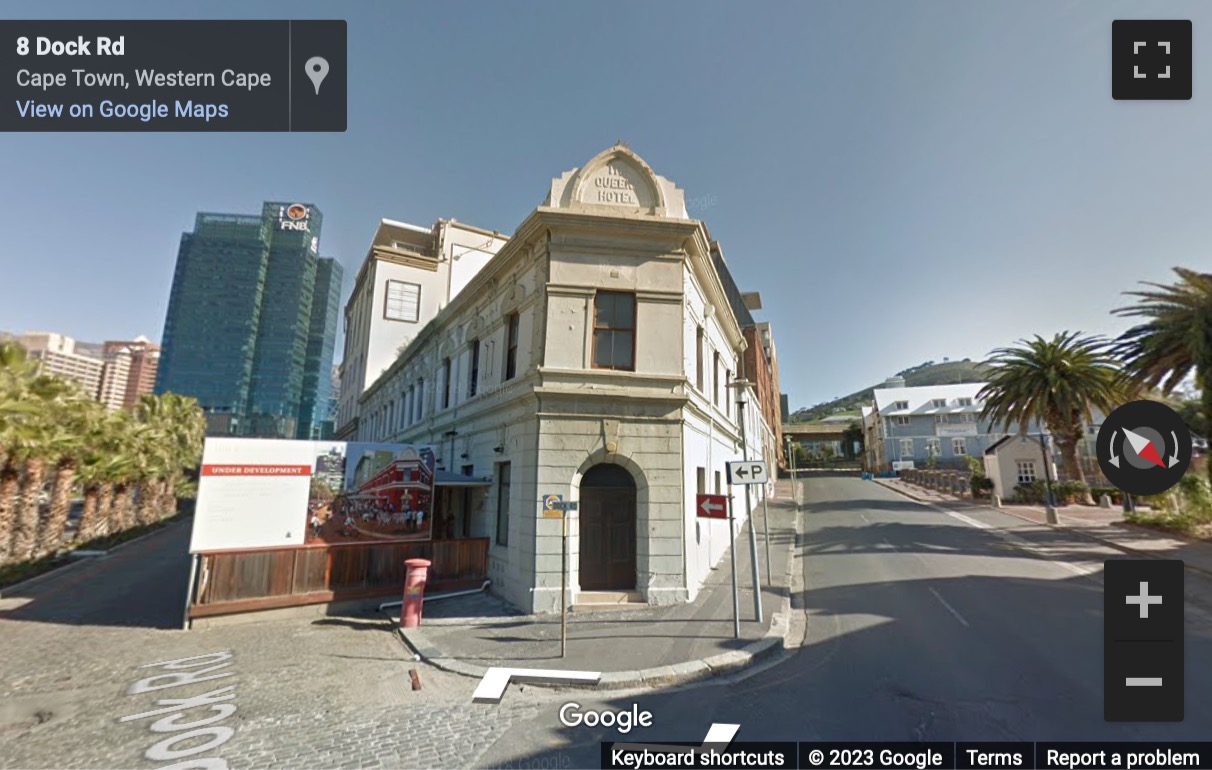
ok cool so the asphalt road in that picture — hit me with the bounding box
[478,473,1212,768]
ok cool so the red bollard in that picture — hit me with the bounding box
[401,558,432,628]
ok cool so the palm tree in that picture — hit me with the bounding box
[1113,268,1212,482]
[131,420,167,527]
[136,393,204,520]
[76,437,126,544]
[0,341,39,563]
[978,332,1128,499]
[36,398,102,558]
[8,376,80,562]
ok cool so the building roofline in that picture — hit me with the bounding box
[984,434,1016,455]
[380,218,432,234]
[439,219,510,240]
[359,207,746,402]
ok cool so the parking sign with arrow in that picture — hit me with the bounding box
[726,460,768,485]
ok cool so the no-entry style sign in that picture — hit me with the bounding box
[726,460,768,485]
[696,493,728,519]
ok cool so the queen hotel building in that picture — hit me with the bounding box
[339,145,784,613]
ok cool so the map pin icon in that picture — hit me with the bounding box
[305,56,329,95]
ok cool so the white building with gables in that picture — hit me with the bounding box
[352,145,772,613]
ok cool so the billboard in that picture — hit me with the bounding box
[190,438,437,554]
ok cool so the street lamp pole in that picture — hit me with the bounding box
[732,380,763,624]
[786,435,798,507]
[1038,430,1058,524]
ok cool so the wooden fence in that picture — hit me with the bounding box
[190,537,490,618]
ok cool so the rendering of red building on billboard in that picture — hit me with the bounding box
[301,443,439,545]
[348,446,434,514]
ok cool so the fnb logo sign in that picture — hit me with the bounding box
[278,203,310,231]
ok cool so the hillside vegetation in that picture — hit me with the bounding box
[791,359,989,423]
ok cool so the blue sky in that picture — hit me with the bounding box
[2,0,1210,411]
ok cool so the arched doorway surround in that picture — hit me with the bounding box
[577,463,637,590]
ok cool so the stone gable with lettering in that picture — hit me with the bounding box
[545,145,689,219]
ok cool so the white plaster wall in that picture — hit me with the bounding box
[364,261,446,391]
[444,225,504,302]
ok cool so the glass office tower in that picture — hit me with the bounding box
[156,202,342,440]
[299,257,344,440]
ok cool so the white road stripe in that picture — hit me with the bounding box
[928,587,970,627]
[882,483,1102,580]
[945,510,991,529]
[859,514,871,524]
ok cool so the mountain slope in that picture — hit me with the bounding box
[791,359,989,423]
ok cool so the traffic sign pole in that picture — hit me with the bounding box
[727,483,740,639]
[760,485,773,588]
[737,398,763,625]
[561,511,568,658]
[542,493,573,657]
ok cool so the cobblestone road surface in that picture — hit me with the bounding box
[0,520,558,769]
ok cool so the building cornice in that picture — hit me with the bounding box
[371,246,440,272]
[441,219,509,240]
[360,204,746,402]
[531,388,690,407]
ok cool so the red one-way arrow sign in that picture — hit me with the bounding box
[696,493,728,519]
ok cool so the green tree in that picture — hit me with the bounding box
[1114,268,1212,482]
[842,421,864,460]
[75,412,134,543]
[8,375,80,562]
[156,393,205,518]
[1177,399,1208,439]
[35,396,103,558]
[0,341,40,563]
[978,332,1128,500]
[131,405,170,527]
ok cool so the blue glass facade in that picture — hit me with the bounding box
[299,257,344,439]
[156,202,342,439]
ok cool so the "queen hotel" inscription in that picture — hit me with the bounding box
[594,164,638,204]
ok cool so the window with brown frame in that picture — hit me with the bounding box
[591,291,635,371]
[384,280,421,322]
[505,312,519,380]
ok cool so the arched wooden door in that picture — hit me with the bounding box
[578,464,637,590]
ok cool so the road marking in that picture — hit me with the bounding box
[883,486,1102,579]
[472,667,602,704]
[945,510,991,529]
[612,722,740,754]
[881,538,899,551]
[928,587,970,627]
[121,651,240,768]
[859,514,871,524]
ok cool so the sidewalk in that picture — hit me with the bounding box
[874,477,1212,577]
[392,479,804,691]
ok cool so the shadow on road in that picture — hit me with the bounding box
[476,565,1212,769]
[0,520,191,630]
[476,475,1212,767]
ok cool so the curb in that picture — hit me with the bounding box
[393,491,805,692]
[0,515,191,598]
[875,480,1212,579]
